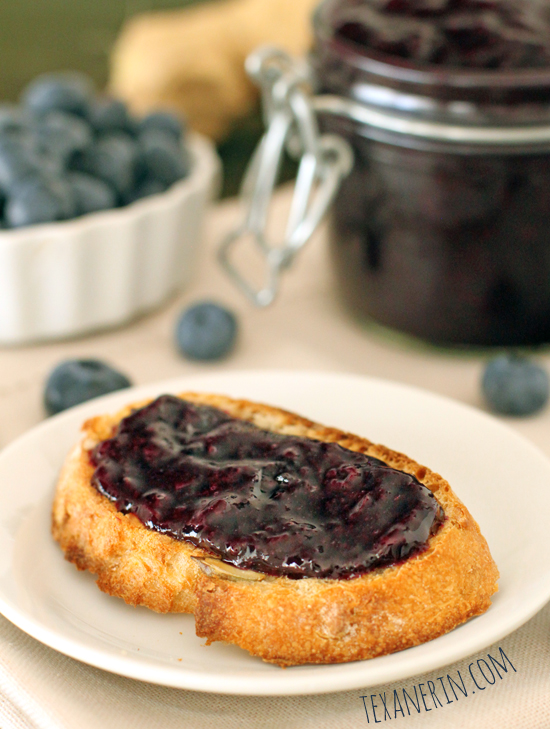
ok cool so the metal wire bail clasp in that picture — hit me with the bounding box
[218,47,353,307]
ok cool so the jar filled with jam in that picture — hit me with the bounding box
[310,0,550,345]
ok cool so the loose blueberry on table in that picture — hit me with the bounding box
[44,359,132,416]
[0,72,190,229]
[175,302,238,361]
[482,353,549,416]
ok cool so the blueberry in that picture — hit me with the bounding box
[0,137,41,192]
[44,359,132,416]
[74,132,138,197]
[45,175,79,218]
[89,97,132,134]
[124,177,167,205]
[175,302,237,361]
[34,111,92,166]
[68,172,116,215]
[33,149,64,179]
[482,354,549,416]
[138,129,190,187]
[5,176,75,227]
[21,72,94,118]
[138,111,185,141]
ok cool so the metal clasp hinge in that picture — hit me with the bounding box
[218,47,353,307]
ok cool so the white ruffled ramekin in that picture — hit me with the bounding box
[0,133,221,345]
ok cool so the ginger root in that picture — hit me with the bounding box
[109,0,319,140]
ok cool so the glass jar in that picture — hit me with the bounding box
[310,0,550,346]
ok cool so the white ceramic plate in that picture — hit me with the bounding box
[0,370,549,696]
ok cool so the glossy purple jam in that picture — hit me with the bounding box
[90,395,444,580]
[332,0,550,69]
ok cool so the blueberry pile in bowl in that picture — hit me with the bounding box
[0,72,220,345]
[0,71,190,229]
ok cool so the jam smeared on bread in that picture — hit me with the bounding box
[52,392,499,665]
[90,394,444,579]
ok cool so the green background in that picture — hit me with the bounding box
[0,0,201,101]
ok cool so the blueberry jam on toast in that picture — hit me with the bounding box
[90,395,444,579]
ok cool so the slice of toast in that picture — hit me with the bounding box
[51,392,499,666]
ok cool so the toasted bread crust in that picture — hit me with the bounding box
[51,392,499,666]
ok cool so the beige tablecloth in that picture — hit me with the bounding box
[0,187,549,728]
